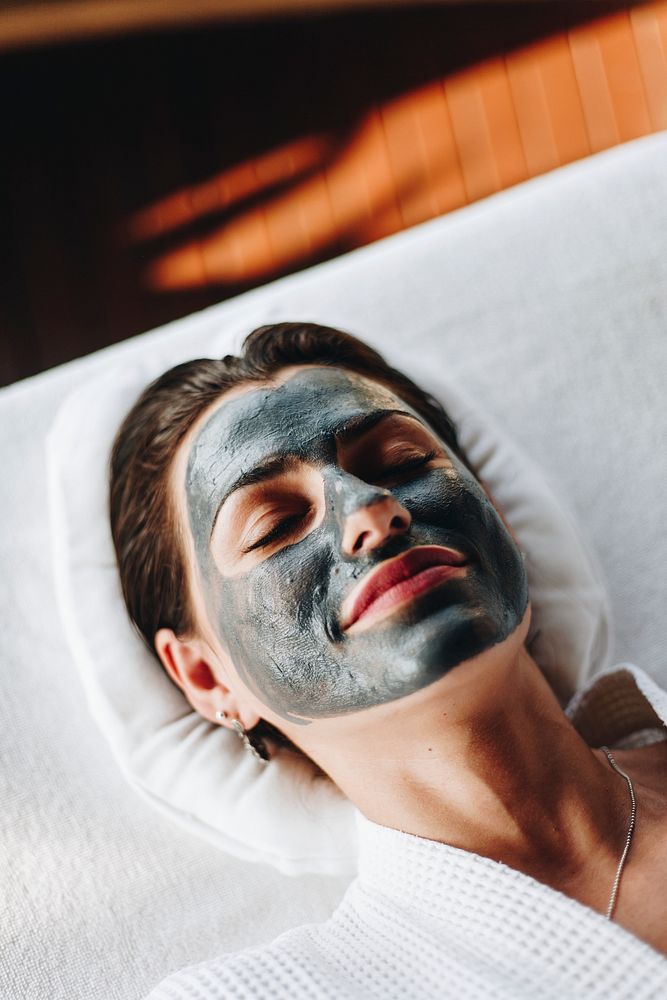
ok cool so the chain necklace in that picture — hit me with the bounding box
[600,745,637,920]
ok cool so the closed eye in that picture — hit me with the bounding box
[241,511,310,553]
[374,449,438,483]
[240,453,435,552]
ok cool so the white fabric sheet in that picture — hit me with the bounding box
[1,133,666,999]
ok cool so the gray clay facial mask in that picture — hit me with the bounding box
[185,367,528,723]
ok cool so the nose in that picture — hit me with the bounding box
[340,489,411,556]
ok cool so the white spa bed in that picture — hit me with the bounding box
[1,133,666,1000]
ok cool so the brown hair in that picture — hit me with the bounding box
[109,322,465,740]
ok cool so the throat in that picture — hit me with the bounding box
[333,653,635,894]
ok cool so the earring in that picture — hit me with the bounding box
[215,710,269,765]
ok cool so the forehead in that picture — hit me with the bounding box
[184,366,425,511]
[192,365,411,456]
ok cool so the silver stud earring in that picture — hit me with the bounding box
[215,710,269,765]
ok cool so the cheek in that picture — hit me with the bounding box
[395,467,473,521]
[206,529,340,645]
[395,469,521,571]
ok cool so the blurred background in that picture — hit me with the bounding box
[1,0,666,387]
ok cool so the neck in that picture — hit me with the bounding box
[307,648,630,885]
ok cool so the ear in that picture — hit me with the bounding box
[154,628,261,731]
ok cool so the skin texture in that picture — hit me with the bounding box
[184,367,529,724]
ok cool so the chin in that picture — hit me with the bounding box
[396,599,533,692]
[436,599,530,672]
[381,603,535,721]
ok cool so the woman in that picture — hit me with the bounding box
[110,322,667,998]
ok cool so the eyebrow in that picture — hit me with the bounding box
[209,408,418,539]
[335,408,415,443]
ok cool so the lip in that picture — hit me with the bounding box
[340,544,469,633]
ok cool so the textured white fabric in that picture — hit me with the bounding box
[145,664,667,1000]
[1,134,666,1000]
[46,353,610,876]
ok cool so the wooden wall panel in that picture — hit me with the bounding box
[2,1,666,384]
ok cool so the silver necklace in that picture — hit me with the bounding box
[600,745,637,920]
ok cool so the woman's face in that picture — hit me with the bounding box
[180,366,529,726]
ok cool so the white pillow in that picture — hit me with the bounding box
[47,335,611,876]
